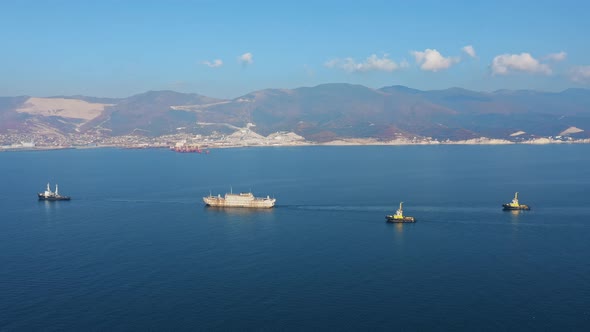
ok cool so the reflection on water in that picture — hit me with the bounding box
[40,199,69,221]
[387,221,406,245]
[507,209,525,223]
[41,200,62,212]
[203,206,275,216]
[385,220,405,234]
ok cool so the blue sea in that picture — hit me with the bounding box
[1,145,589,331]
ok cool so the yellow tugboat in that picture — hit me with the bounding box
[386,202,416,223]
[502,192,530,211]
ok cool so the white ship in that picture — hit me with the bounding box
[38,183,71,201]
[203,190,275,208]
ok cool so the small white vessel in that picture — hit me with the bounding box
[38,183,71,201]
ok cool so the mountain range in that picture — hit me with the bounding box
[2,84,589,141]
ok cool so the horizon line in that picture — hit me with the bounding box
[4,83,590,100]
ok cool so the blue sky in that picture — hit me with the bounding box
[1,0,589,98]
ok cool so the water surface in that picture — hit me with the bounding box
[1,145,589,330]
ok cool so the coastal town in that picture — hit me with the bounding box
[0,129,309,151]
[1,129,588,152]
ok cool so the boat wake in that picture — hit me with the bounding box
[104,198,195,204]
[283,205,399,212]
[282,204,501,213]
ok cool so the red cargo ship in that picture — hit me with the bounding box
[170,142,210,153]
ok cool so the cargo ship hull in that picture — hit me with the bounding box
[38,194,70,201]
[203,192,275,208]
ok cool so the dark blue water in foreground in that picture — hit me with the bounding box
[1,145,589,331]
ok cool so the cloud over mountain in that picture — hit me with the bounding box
[491,53,551,75]
[324,54,401,73]
[570,66,590,83]
[412,49,460,71]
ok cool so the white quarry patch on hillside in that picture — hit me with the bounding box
[197,122,242,131]
[445,137,513,145]
[17,97,112,120]
[171,100,231,111]
[520,137,581,144]
[216,128,308,147]
[267,131,305,141]
[559,126,584,136]
[226,129,266,141]
[510,131,526,137]
[522,138,564,144]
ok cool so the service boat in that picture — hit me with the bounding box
[203,191,276,208]
[38,183,71,201]
[502,192,530,210]
[386,202,415,223]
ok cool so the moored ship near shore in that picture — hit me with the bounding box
[203,191,276,208]
[170,140,209,153]
[38,183,71,201]
[170,145,209,153]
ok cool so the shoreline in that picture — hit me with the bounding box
[2,137,590,152]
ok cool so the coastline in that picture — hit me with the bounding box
[318,137,590,146]
[2,136,590,152]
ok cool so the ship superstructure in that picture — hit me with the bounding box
[386,202,415,223]
[38,183,71,201]
[203,191,275,208]
[502,192,530,210]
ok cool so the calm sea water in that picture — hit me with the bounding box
[1,145,589,331]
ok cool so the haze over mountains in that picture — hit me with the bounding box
[1,84,589,142]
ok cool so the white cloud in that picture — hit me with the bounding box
[491,53,552,75]
[202,59,223,68]
[570,66,590,83]
[545,51,567,62]
[324,58,339,68]
[239,52,253,65]
[412,49,460,71]
[324,54,401,73]
[462,45,476,58]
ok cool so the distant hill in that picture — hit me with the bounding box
[2,85,589,141]
[49,95,122,104]
[80,90,224,136]
[0,96,31,132]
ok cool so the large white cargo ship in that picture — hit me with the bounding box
[203,191,276,208]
